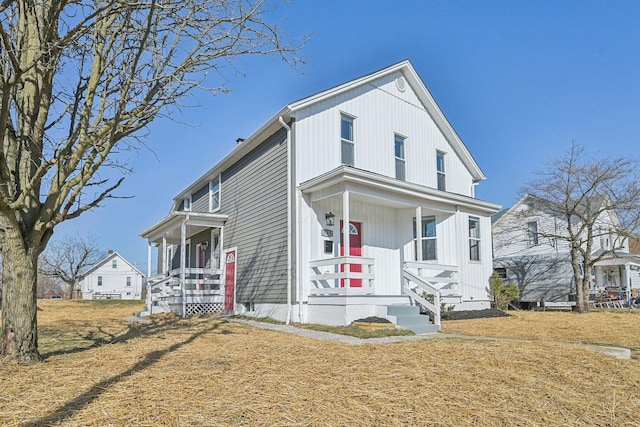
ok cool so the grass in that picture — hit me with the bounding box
[1,301,640,426]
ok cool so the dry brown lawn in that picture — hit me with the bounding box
[1,301,639,426]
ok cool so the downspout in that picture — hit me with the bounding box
[279,116,293,325]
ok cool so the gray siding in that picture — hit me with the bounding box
[192,183,209,212]
[495,254,575,302]
[220,128,288,304]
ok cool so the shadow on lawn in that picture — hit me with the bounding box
[25,319,224,427]
[39,315,206,359]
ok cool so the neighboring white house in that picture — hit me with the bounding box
[140,60,501,332]
[492,195,640,305]
[79,250,145,300]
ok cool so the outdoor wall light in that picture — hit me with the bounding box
[325,212,335,226]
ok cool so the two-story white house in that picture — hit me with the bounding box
[79,250,145,300]
[493,195,640,306]
[140,60,501,332]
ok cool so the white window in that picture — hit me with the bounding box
[98,276,103,286]
[112,259,117,269]
[183,197,191,212]
[527,221,539,247]
[341,114,354,166]
[413,216,437,261]
[469,217,481,261]
[395,134,406,180]
[437,151,446,191]
[126,277,132,287]
[210,176,220,212]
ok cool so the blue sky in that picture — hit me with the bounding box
[56,0,640,273]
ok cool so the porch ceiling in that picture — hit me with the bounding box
[140,211,227,245]
[299,166,500,214]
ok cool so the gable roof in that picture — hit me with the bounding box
[80,251,145,279]
[493,194,622,228]
[174,60,486,202]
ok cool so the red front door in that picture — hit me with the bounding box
[340,221,362,287]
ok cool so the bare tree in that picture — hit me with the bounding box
[521,142,640,312]
[0,0,304,361]
[39,234,102,299]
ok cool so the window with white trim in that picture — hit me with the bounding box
[112,259,117,269]
[527,221,539,247]
[126,277,132,287]
[395,134,406,180]
[469,217,481,261]
[210,176,220,212]
[98,276,103,286]
[341,114,354,166]
[413,216,437,261]
[183,196,191,211]
[436,151,446,191]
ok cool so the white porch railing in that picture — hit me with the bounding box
[146,268,223,314]
[402,262,459,330]
[309,256,375,295]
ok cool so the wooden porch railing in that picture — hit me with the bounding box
[402,262,459,330]
[147,268,223,308]
[309,256,375,295]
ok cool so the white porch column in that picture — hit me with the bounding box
[343,190,350,288]
[146,242,152,279]
[162,235,167,274]
[415,206,422,261]
[181,217,188,316]
[625,264,631,300]
[219,226,224,270]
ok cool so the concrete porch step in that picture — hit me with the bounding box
[386,305,439,334]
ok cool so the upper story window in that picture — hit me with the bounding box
[436,151,446,191]
[394,134,406,180]
[527,221,539,247]
[469,217,481,261]
[341,114,354,166]
[413,215,437,261]
[97,276,103,286]
[112,259,117,269]
[210,176,220,212]
[183,196,191,212]
[126,277,132,287]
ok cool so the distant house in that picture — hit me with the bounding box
[79,251,145,300]
[140,60,500,332]
[492,195,640,306]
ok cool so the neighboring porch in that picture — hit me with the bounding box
[140,211,227,316]
[593,252,640,300]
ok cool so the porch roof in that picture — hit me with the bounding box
[140,211,227,245]
[299,166,501,214]
[593,251,640,268]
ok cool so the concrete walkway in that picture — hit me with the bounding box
[224,318,632,360]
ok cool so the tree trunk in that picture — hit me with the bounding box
[0,241,41,362]
[571,249,589,313]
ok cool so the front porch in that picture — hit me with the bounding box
[307,255,460,331]
[299,167,495,331]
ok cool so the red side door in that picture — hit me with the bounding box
[340,221,362,287]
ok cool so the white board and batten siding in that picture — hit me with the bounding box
[293,70,475,196]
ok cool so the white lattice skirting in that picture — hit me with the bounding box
[185,302,224,316]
